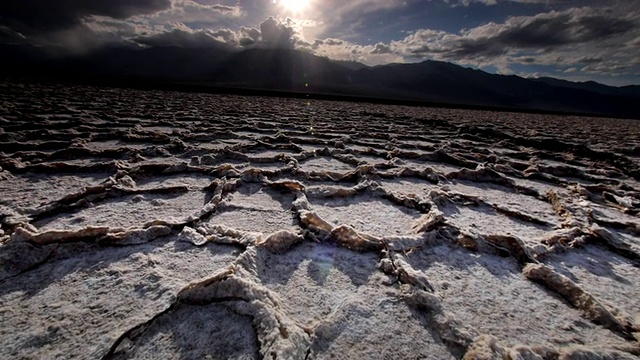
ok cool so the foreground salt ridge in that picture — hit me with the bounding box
[0,83,638,359]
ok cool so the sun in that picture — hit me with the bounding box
[277,0,310,13]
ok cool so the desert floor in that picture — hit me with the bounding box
[1,82,639,359]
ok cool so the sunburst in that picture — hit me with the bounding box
[276,0,310,13]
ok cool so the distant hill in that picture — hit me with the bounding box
[531,77,640,99]
[329,60,370,71]
[347,60,640,116]
[1,44,638,118]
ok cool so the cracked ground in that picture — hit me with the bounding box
[1,82,639,359]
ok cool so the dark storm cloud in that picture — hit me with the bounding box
[444,8,638,58]
[132,28,226,48]
[498,11,634,47]
[470,9,638,56]
[0,0,171,33]
[259,17,295,49]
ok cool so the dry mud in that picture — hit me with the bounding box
[1,82,640,359]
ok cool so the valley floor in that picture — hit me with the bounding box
[1,82,639,359]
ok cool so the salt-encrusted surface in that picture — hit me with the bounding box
[1,82,639,359]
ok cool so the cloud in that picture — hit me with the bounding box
[384,6,640,77]
[294,4,637,71]
[404,7,638,59]
[132,27,228,48]
[0,0,171,33]
[457,0,496,5]
[259,17,296,49]
[313,39,345,47]
[135,0,243,26]
[370,43,392,54]
[455,0,571,6]
[127,16,303,51]
[310,37,402,65]
[82,16,150,39]
[237,26,260,46]
[0,0,243,51]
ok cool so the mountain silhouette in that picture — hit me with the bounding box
[1,44,638,118]
[531,77,640,99]
[205,48,350,90]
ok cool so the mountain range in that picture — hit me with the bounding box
[2,44,639,118]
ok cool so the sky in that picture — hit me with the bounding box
[1,0,639,86]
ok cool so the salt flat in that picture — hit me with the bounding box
[1,82,639,359]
